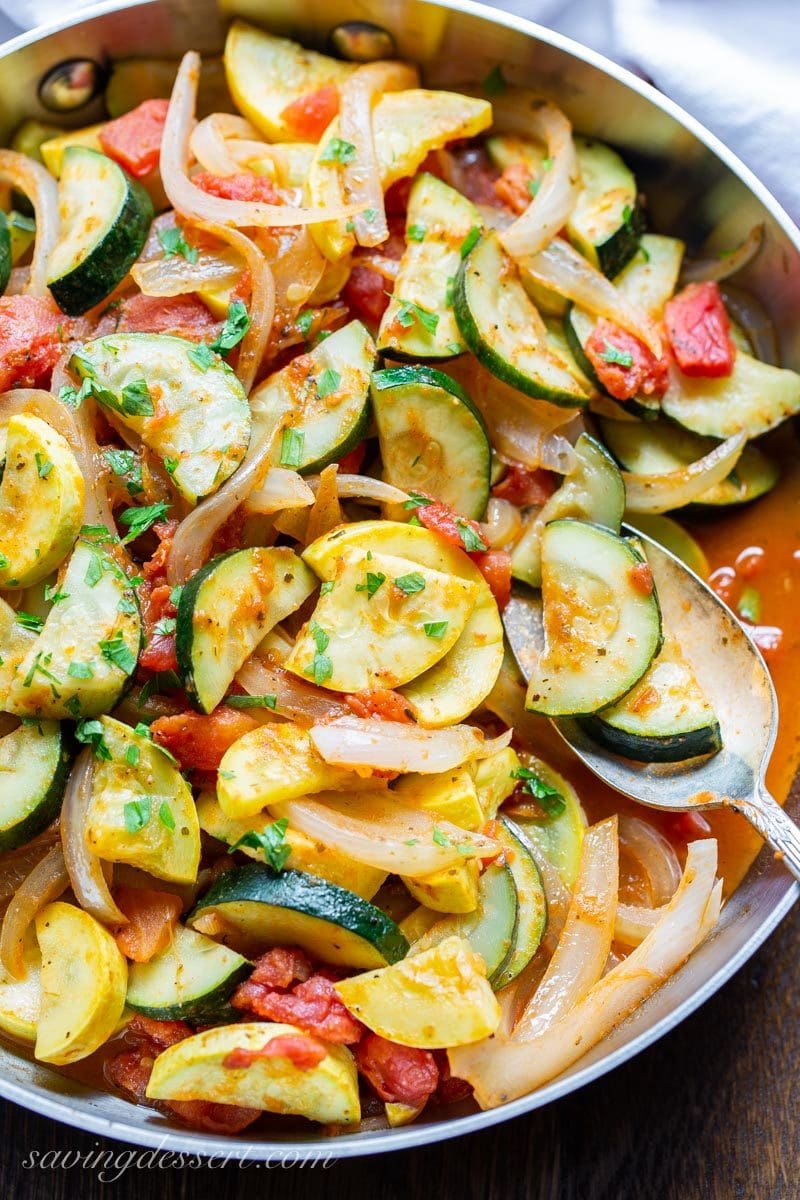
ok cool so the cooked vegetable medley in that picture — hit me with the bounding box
[0,19,797,1134]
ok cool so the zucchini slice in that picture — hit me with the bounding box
[409,861,518,987]
[371,365,491,519]
[6,541,142,720]
[599,416,780,508]
[175,547,316,714]
[188,863,409,969]
[126,925,251,1022]
[490,818,547,989]
[567,137,643,277]
[0,598,37,709]
[85,717,201,884]
[454,232,589,407]
[216,723,357,820]
[0,720,72,852]
[46,146,153,316]
[196,790,387,900]
[624,513,709,579]
[511,433,624,587]
[661,350,800,440]
[34,901,128,1065]
[285,547,479,693]
[146,1020,361,1125]
[70,334,250,504]
[0,929,41,1043]
[0,413,84,589]
[6,210,36,268]
[525,520,662,717]
[250,320,375,473]
[0,212,10,294]
[303,521,504,727]
[377,174,479,360]
[509,757,587,890]
[580,636,722,762]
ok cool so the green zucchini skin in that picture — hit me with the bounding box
[0,213,10,295]
[188,863,409,969]
[579,713,722,763]
[568,137,643,278]
[47,148,153,316]
[0,722,73,852]
[490,818,546,989]
[126,925,252,1023]
[174,549,238,712]
[370,364,491,519]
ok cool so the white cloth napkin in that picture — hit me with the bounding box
[1,0,797,217]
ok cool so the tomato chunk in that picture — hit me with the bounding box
[193,171,281,205]
[337,441,367,474]
[492,462,557,507]
[0,296,65,391]
[247,946,313,989]
[664,281,735,378]
[470,550,512,611]
[281,85,340,140]
[342,263,391,326]
[103,294,220,342]
[223,1034,328,1072]
[417,499,487,553]
[150,708,260,772]
[114,886,182,963]
[99,99,169,179]
[345,688,415,723]
[232,971,363,1045]
[585,318,669,401]
[494,162,535,215]
[354,1033,439,1107]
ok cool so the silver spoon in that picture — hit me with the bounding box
[502,524,800,882]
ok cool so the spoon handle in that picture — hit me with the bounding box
[734,786,800,883]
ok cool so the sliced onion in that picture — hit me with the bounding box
[258,226,327,320]
[310,717,511,773]
[623,431,746,514]
[482,497,523,549]
[496,99,580,261]
[513,817,618,1040]
[339,61,419,247]
[681,224,764,284]
[308,473,410,505]
[274,793,500,876]
[0,845,68,979]
[720,283,778,366]
[236,654,351,724]
[244,467,314,515]
[132,246,242,297]
[60,749,127,927]
[190,113,264,176]
[0,826,60,915]
[161,53,361,228]
[614,901,662,947]
[0,150,59,297]
[619,814,681,906]
[518,238,662,358]
[449,838,720,1107]
[304,463,344,544]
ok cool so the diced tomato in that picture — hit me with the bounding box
[417,499,487,553]
[344,688,415,723]
[247,946,313,990]
[111,294,220,342]
[193,171,281,205]
[232,971,363,1044]
[337,441,367,474]
[433,1050,473,1105]
[141,521,178,584]
[166,1100,262,1134]
[628,561,654,597]
[494,162,534,215]
[354,1033,439,1107]
[139,632,178,673]
[445,145,503,208]
[0,296,66,391]
[113,886,182,963]
[384,176,413,216]
[280,84,340,140]
[139,580,178,673]
[99,99,169,179]
[128,1013,193,1049]
[664,281,735,378]
[342,263,391,326]
[150,707,260,772]
[746,623,783,662]
[585,318,669,402]
[470,550,512,610]
[663,810,713,842]
[492,463,557,507]
[223,1034,328,1072]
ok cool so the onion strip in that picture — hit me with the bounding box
[310,717,512,774]
[0,150,59,297]
[0,845,68,979]
[161,53,363,228]
[623,431,746,513]
[236,655,350,724]
[619,814,681,906]
[60,749,127,927]
[681,224,764,284]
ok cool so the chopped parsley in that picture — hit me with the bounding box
[459,226,481,259]
[320,580,335,596]
[306,621,333,685]
[125,743,139,767]
[118,501,170,545]
[512,765,566,817]
[280,427,305,468]
[123,797,152,834]
[296,309,314,337]
[403,492,433,512]
[35,452,53,479]
[226,693,278,710]
[396,300,439,336]
[158,801,176,831]
[83,551,105,589]
[394,571,426,595]
[44,583,68,604]
[210,300,250,355]
[163,456,179,476]
[153,616,176,637]
[16,611,43,633]
[432,826,450,847]
[316,367,341,398]
[67,661,93,680]
[230,818,291,872]
[527,179,540,197]
[103,448,143,496]
[80,523,117,544]
[188,343,216,372]
[356,571,386,600]
[483,65,506,96]
[407,223,426,242]
[169,585,184,608]
[456,518,487,553]
[599,341,634,368]
[622,203,633,222]
[157,225,199,263]
[75,719,111,760]
[423,621,449,639]
[121,378,155,417]
[99,631,137,675]
[319,138,357,165]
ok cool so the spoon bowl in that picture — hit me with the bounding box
[502,524,800,879]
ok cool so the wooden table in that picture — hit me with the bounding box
[1,901,796,1200]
